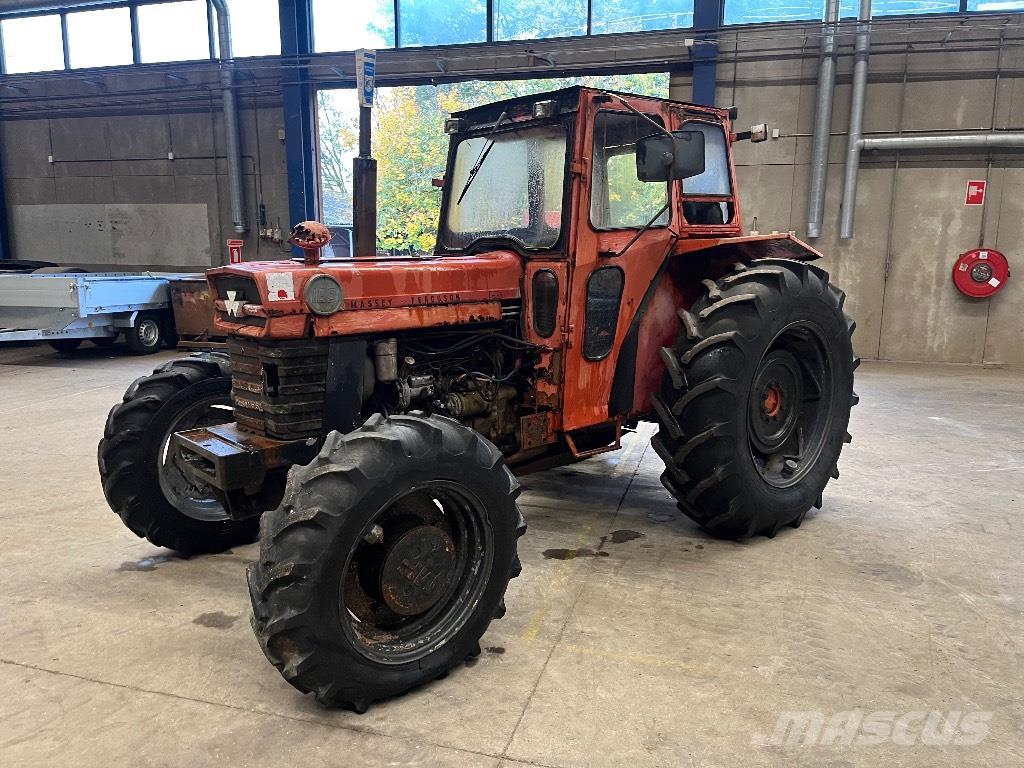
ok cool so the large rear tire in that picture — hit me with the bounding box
[652,259,858,539]
[98,353,259,554]
[248,413,526,712]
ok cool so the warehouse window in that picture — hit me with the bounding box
[1,14,64,74]
[591,0,694,34]
[313,0,395,52]
[67,7,133,69]
[967,0,1024,8]
[213,0,281,58]
[725,0,961,24]
[400,0,487,46]
[870,0,960,14]
[494,0,587,40]
[137,0,211,64]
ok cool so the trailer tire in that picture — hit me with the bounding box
[48,339,82,353]
[652,259,857,539]
[249,413,526,712]
[125,311,164,355]
[98,352,259,554]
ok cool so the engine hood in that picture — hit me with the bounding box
[207,251,523,339]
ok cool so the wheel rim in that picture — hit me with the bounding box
[747,322,835,488]
[138,318,160,348]
[339,481,493,665]
[158,396,234,522]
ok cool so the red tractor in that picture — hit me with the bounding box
[98,87,857,712]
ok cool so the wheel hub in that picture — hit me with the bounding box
[749,349,803,454]
[379,525,457,616]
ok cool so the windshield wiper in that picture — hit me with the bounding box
[456,111,508,205]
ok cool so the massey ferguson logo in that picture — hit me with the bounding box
[224,290,244,318]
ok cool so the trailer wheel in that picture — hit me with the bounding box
[249,413,526,712]
[652,259,858,539]
[125,312,163,355]
[48,339,82,353]
[98,352,259,554]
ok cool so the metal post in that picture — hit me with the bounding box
[839,0,871,239]
[806,0,840,239]
[691,0,722,106]
[279,0,317,256]
[353,104,377,257]
[210,0,247,235]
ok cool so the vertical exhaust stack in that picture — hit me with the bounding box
[353,50,378,257]
[806,0,841,239]
[839,0,872,240]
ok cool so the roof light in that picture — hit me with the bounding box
[532,100,557,119]
[444,118,467,135]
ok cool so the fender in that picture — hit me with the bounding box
[608,233,822,417]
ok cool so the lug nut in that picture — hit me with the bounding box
[364,524,384,545]
[783,459,799,475]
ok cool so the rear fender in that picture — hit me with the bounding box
[609,233,821,418]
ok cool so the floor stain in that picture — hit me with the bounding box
[117,555,173,572]
[542,548,611,560]
[608,529,645,544]
[485,646,505,655]
[193,611,239,629]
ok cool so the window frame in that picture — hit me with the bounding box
[436,114,576,257]
[588,108,672,234]
[679,118,736,227]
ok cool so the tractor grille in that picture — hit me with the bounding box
[228,338,328,440]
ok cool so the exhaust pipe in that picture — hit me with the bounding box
[210,0,247,236]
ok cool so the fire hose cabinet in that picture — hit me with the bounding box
[952,249,1010,298]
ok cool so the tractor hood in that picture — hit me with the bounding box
[207,251,523,339]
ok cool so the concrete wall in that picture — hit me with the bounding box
[671,14,1024,365]
[0,63,291,272]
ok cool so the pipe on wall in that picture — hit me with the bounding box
[839,0,871,240]
[805,0,841,239]
[210,0,247,235]
[859,133,1024,150]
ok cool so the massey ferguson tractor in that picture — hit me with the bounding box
[98,86,857,712]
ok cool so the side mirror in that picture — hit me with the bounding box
[635,131,705,182]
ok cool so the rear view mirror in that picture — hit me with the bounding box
[635,131,705,182]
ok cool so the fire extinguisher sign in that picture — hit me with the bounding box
[965,180,986,206]
[227,239,243,264]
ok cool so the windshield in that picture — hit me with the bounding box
[442,123,568,250]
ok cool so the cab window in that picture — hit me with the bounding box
[682,122,734,226]
[590,111,669,230]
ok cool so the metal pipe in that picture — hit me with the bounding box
[210,0,247,235]
[805,0,840,239]
[859,132,1024,150]
[839,0,872,239]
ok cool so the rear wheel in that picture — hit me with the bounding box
[125,312,163,355]
[248,413,525,712]
[98,353,259,554]
[652,259,858,539]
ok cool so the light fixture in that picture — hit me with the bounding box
[532,100,557,119]
[444,118,467,135]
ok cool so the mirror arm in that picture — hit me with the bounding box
[603,199,672,259]
[608,93,673,139]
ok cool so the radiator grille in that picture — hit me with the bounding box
[228,338,328,440]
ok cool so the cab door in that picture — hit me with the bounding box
[561,96,682,433]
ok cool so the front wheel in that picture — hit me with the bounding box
[98,353,259,553]
[652,259,858,539]
[248,413,526,712]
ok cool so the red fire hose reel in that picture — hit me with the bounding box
[952,248,1010,299]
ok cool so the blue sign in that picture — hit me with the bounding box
[356,49,376,108]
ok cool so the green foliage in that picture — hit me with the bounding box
[317,73,669,253]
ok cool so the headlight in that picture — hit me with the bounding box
[305,274,344,315]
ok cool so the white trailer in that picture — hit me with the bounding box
[0,272,200,354]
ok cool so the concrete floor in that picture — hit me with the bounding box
[0,343,1021,767]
